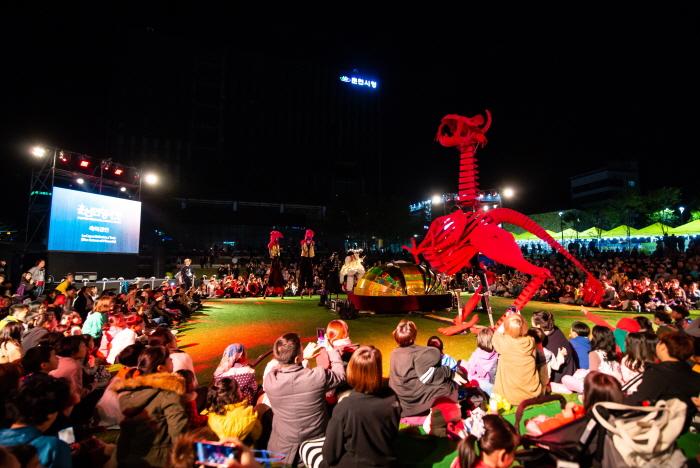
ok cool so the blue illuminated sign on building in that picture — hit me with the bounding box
[340,76,377,88]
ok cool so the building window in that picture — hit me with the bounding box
[628,180,635,187]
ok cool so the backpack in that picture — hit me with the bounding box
[590,399,688,468]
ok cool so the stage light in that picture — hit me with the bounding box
[431,195,441,204]
[59,151,68,163]
[79,157,90,168]
[114,166,124,175]
[503,188,514,197]
[483,205,490,211]
[145,173,158,184]
[77,178,84,184]
[120,187,126,192]
[32,146,46,157]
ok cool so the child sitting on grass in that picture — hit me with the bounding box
[203,377,262,445]
[492,314,543,404]
[569,321,591,370]
[427,335,460,371]
[464,328,497,395]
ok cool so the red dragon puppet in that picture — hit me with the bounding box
[405,112,604,335]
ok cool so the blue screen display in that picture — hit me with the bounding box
[47,187,141,254]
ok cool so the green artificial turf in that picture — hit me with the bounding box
[179,293,694,386]
[100,295,699,466]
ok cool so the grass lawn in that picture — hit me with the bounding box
[177,294,696,386]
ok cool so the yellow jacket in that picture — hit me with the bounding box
[203,401,261,441]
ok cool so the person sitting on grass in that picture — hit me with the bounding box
[492,314,543,404]
[0,377,72,468]
[568,321,591,370]
[464,327,498,395]
[203,377,261,444]
[452,415,519,468]
[213,343,256,405]
[263,333,345,467]
[390,320,466,418]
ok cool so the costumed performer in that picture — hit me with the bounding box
[340,249,365,293]
[264,231,286,298]
[299,229,316,299]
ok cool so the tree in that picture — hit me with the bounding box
[642,187,681,232]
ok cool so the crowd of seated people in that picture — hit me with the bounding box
[195,260,331,299]
[4,242,700,467]
[3,296,700,467]
[441,238,700,321]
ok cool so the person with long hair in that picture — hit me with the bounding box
[454,415,518,468]
[149,328,198,387]
[203,377,262,442]
[264,231,286,298]
[620,332,654,394]
[562,325,622,393]
[113,346,188,468]
[0,322,24,363]
[581,371,624,413]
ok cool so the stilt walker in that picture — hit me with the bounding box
[264,231,285,298]
[299,229,315,298]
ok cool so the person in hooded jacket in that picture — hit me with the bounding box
[113,345,188,468]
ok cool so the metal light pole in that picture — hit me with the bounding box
[559,212,564,247]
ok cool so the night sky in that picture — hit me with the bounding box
[3,3,697,221]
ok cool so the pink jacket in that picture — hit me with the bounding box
[50,356,95,398]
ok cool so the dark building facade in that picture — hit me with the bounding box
[106,29,381,206]
[570,160,640,207]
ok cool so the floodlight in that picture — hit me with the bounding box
[120,187,126,192]
[432,195,441,204]
[32,147,46,157]
[77,178,84,184]
[503,188,514,197]
[79,156,90,168]
[145,173,158,184]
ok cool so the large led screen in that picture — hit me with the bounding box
[47,187,141,254]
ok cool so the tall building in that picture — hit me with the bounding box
[106,30,226,196]
[105,29,381,255]
[106,29,381,205]
[570,161,640,207]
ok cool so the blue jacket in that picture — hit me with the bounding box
[569,336,591,370]
[0,426,72,468]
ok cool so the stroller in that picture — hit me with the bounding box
[515,395,688,468]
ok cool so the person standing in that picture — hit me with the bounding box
[299,229,316,298]
[179,259,194,291]
[264,231,286,298]
[28,260,46,296]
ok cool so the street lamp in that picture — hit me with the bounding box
[679,206,685,225]
[31,147,46,157]
[559,211,564,246]
[431,195,445,216]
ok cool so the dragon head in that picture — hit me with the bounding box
[435,111,491,148]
